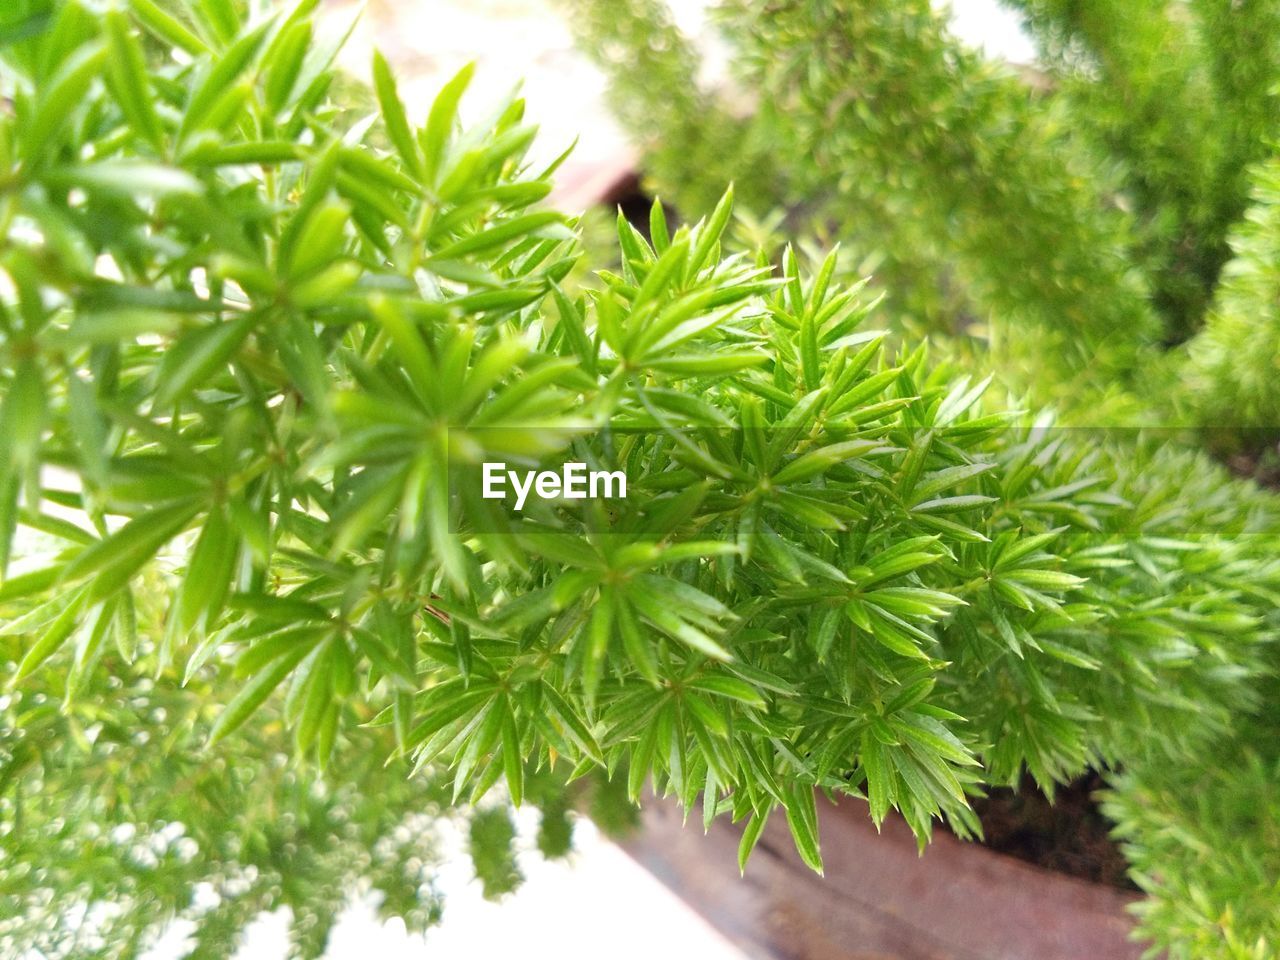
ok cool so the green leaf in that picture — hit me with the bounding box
[861,736,894,827]
[153,314,256,408]
[909,461,998,504]
[185,141,304,168]
[688,184,734,277]
[295,645,333,754]
[628,584,731,661]
[856,545,941,589]
[209,638,318,745]
[783,783,823,874]
[453,700,504,799]
[176,506,237,635]
[369,294,436,404]
[649,199,670,253]
[0,359,46,477]
[501,704,524,806]
[687,674,766,707]
[541,685,603,764]
[45,162,201,197]
[1003,569,1087,592]
[582,588,614,705]
[193,0,242,43]
[372,50,424,181]
[773,439,885,485]
[862,605,930,660]
[105,10,163,150]
[286,200,351,279]
[129,0,211,55]
[422,61,475,184]
[62,499,202,600]
[405,686,491,754]
[264,19,311,114]
[633,238,689,310]
[644,352,767,376]
[892,713,977,768]
[22,42,105,166]
[179,21,270,139]
[628,714,660,800]
[617,599,661,687]
[114,591,138,663]
[737,808,769,874]
[432,212,567,261]
[11,589,87,684]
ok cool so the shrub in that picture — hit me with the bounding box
[563,0,1167,399]
[1184,157,1280,437]
[565,0,1280,411]
[1006,0,1280,341]
[1105,721,1280,960]
[563,0,1280,956]
[0,637,453,957]
[1,1,1278,958]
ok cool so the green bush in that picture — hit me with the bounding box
[0,638,453,957]
[565,0,1280,413]
[1,1,1279,958]
[565,0,1166,400]
[1007,0,1280,341]
[1184,157,1280,436]
[564,0,1280,956]
[1105,721,1280,960]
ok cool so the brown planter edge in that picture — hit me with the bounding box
[618,795,1146,960]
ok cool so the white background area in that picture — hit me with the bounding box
[140,813,747,960]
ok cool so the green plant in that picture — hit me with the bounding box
[563,1,1280,956]
[564,0,1166,402]
[564,0,1280,414]
[1008,0,1280,341]
[1105,712,1280,960]
[1184,156,1280,436]
[2,1,1279,958]
[0,0,590,953]
[1,636,452,957]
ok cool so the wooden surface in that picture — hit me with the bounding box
[619,796,1146,960]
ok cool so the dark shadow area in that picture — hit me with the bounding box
[958,771,1138,890]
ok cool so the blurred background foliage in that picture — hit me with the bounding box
[563,0,1280,426]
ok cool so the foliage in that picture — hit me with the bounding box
[565,0,1280,414]
[559,0,769,218]
[0,633,451,957]
[467,806,523,900]
[1184,157,1280,437]
[1009,0,1280,340]
[0,0,580,953]
[562,0,1280,957]
[564,0,1167,401]
[1,1,1279,958]
[1104,717,1280,960]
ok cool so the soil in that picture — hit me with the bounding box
[1227,446,1280,490]
[955,770,1138,890]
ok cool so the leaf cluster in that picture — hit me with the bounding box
[561,1,1280,955]
[1,2,1279,958]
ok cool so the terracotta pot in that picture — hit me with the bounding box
[619,796,1145,960]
